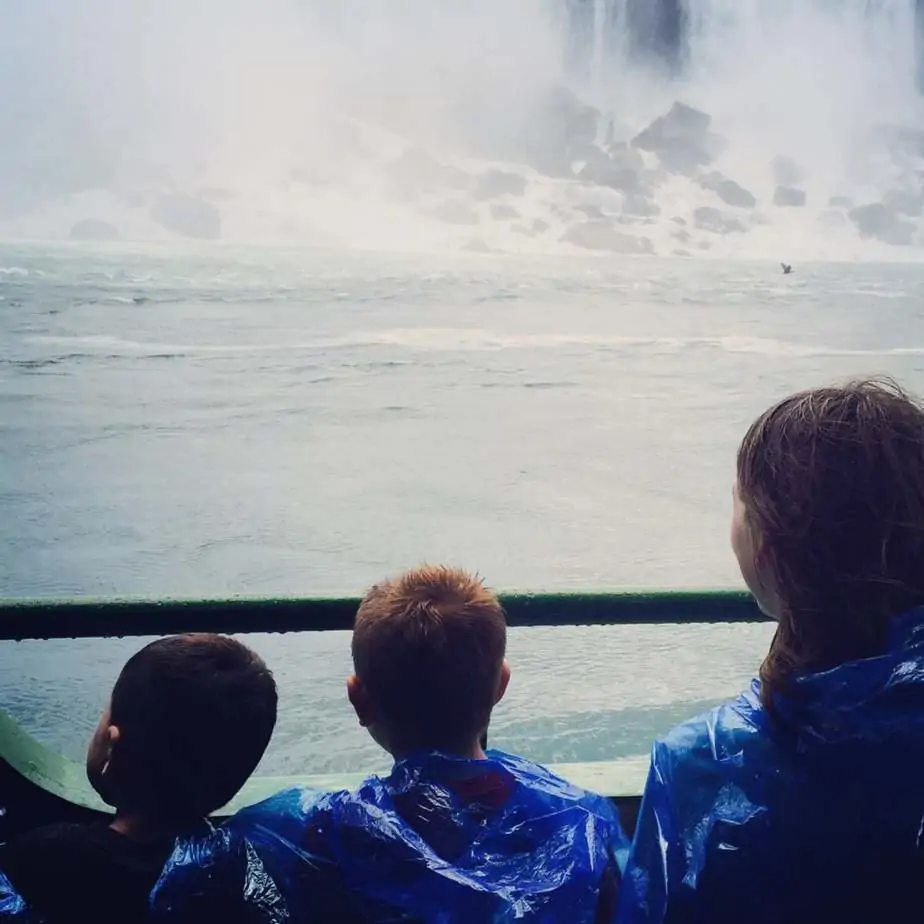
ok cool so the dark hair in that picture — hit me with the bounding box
[352,565,507,752]
[737,378,924,707]
[109,633,277,817]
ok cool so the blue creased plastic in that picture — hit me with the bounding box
[619,606,924,924]
[155,749,629,923]
[0,870,36,921]
[150,826,290,923]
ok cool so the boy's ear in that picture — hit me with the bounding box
[347,674,375,728]
[494,659,511,706]
[108,723,121,749]
[96,723,121,775]
[87,722,122,806]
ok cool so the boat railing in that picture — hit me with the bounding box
[0,590,764,822]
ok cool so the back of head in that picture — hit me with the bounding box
[352,565,507,754]
[737,378,924,703]
[110,633,277,818]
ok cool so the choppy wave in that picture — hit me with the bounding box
[10,330,923,363]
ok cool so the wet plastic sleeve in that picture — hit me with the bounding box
[618,744,681,924]
[0,871,35,921]
[149,826,290,924]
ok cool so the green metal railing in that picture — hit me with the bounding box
[0,589,762,640]
[0,590,766,811]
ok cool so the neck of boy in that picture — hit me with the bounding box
[392,738,488,762]
[110,809,200,844]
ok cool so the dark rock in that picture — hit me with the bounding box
[623,194,661,217]
[561,220,655,254]
[883,126,924,159]
[151,194,221,240]
[670,215,687,226]
[634,103,711,148]
[698,172,756,208]
[523,86,601,177]
[771,156,803,186]
[543,86,600,148]
[608,142,646,172]
[883,190,924,217]
[571,142,612,173]
[656,147,713,174]
[693,206,746,234]
[828,195,853,208]
[848,203,915,245]
[817,210,847,229]
[473,169,527,200]
[632,102,725,174]
[773,186,807,207]
[68,219,119,241]
[580,159,642,192]
[490,203,520,221]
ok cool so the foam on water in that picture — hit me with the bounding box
[18,330,924,361]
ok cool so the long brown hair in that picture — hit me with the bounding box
[737,378,924,707]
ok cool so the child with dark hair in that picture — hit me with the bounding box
[0,633,278,924]
[620,379,924,924]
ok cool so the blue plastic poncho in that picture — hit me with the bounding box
[154,749,628,923]
[619,607,924,924]
[150,825,290,923]
[0,871,35,921]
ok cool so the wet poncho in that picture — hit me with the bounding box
[152,749,628,923]
[619,608,924,924]
[0,871,35,921]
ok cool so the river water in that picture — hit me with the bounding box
[2,243,922,777]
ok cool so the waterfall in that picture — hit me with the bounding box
[568,0,920,96]
[1,0,924,255]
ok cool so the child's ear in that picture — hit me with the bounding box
[106,723,120,757]
[87,722,122,806]
[99,723,121,775]
[494,660,511,706]
[347,674,375,728]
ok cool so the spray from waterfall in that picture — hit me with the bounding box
[0,0,921,258]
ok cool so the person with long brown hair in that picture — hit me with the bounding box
[619,378,924,924]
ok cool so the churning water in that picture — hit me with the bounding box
[1,245,923,775]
